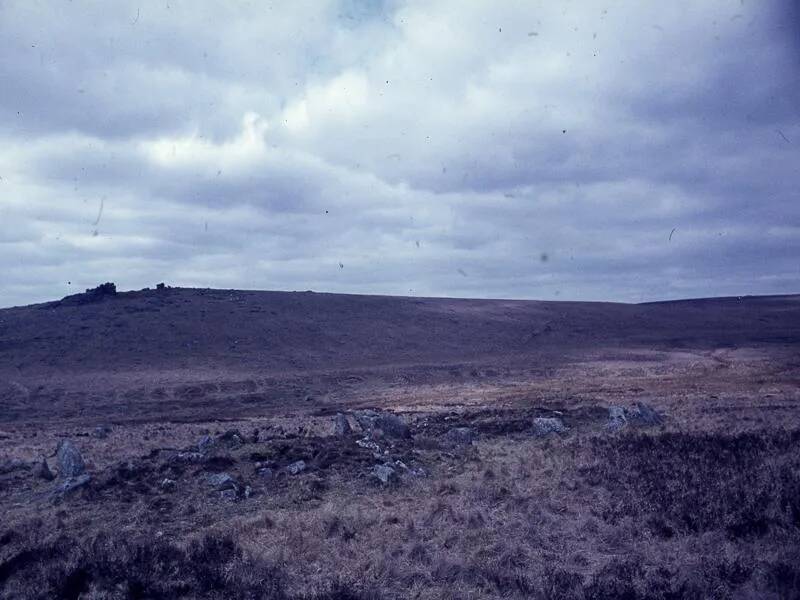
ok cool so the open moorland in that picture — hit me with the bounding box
[1,285,799,599]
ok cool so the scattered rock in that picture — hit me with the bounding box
[367,427,384,442]
[221,485,253,501]
[355,438,382,458]
[605,403,663,431]
[378,413,411,438]
[606,406,627,431]
[445,427,475,445]
[220,488,237,500]
[285,460,306,475]
[355,410,410,439]
[334,413,352,436]
[355,438,380,450]
[91,425,112,439]
[207,472,236,490]
[219,429,244,446]
[532,417,568,437]
[197,435,214,454]
[160,478,177,491]
[628,402,663,426]
[206,472,251,500]
[372,464,398,485]
[355,410,381,431]
[257,467,274,480]
[54,473,91,496]
[608,406,626,420]
[171,451,203,463]
[36,459,55,481]
[56,440,86,478]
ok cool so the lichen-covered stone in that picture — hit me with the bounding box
[532,417,567,437]
[56,440,86,478]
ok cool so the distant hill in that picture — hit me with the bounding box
[1,286,798,376]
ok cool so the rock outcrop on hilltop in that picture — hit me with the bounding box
[52,282,118,307]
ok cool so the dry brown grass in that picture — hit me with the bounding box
[10,416,799,599]
[214,429,800,599]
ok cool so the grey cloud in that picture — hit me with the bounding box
[0,0,798,308]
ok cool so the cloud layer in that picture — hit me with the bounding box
[1,0,798,307]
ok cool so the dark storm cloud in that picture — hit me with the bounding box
[0,0,798,308]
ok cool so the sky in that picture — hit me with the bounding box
[1,0,798,308]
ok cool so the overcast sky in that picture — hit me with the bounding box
[1,1,798,307]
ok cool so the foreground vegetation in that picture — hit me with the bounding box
[2,416,799,599]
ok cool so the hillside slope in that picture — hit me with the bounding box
[1,287,798,375]
[1,287,798,424]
